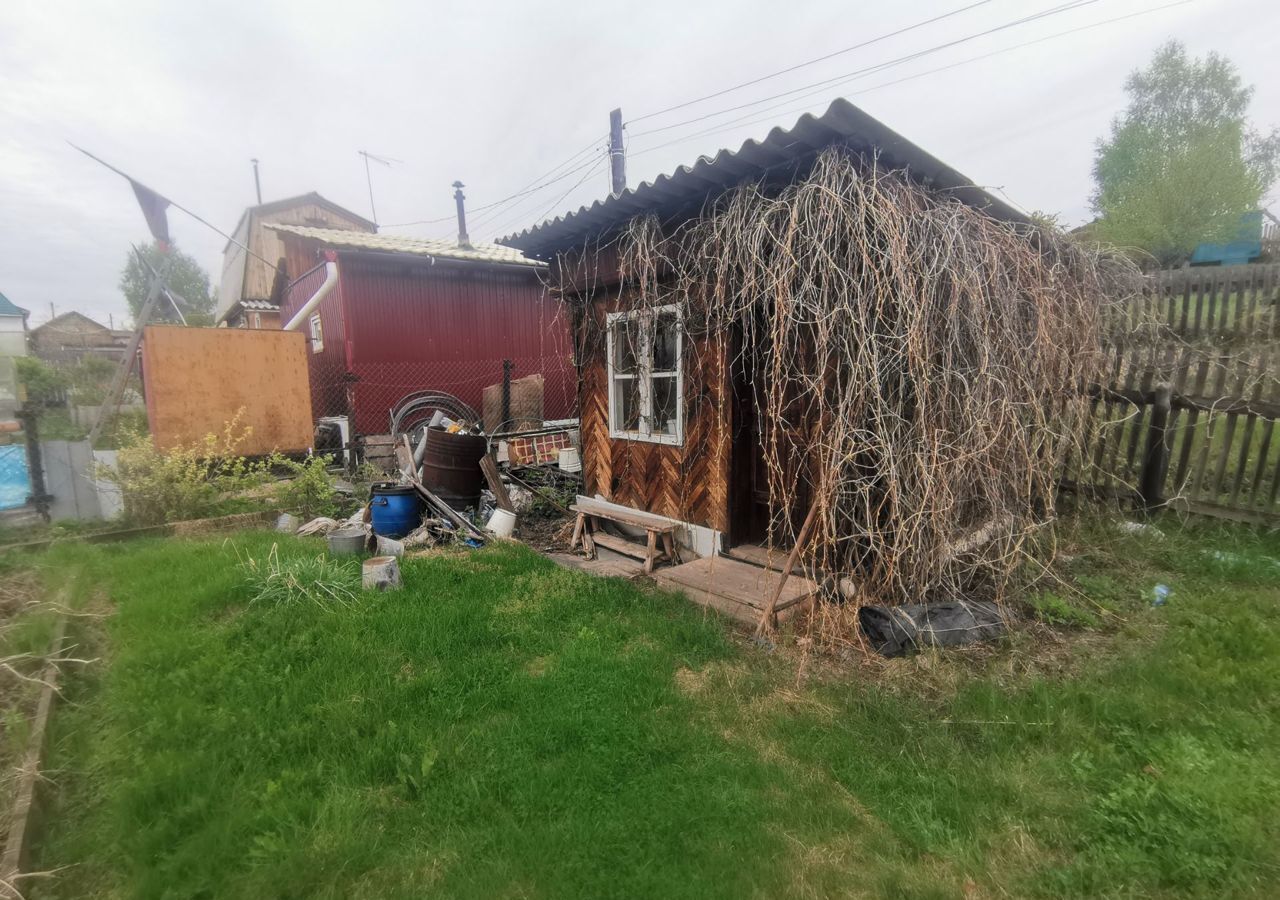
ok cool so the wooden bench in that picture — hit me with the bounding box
[569,498,683,574]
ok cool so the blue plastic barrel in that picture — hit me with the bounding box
[369,483,424,539]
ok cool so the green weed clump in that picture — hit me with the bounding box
[1026,591,1101,628]
[239,544,359,610]
[270,453,340,520]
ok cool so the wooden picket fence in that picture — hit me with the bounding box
[1070,264,1280,522]
[1130,263,1280,342]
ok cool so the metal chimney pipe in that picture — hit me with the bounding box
[452,181,471,248]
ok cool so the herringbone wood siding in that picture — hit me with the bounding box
[580,297,731,532]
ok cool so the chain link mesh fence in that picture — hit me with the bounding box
[307,354,577,437]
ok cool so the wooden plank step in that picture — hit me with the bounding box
[723,542,807,575]
[653,555,817,615]
[659,583,761,625]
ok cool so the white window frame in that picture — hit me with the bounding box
[309,314,324,353]
[606,304,683,446]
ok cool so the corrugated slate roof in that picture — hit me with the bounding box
[240,299,280,311]
[500,98,1026,258]
[267,224,545,268]
[0,292,28,318]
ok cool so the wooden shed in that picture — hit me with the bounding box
[501,99,1106,619]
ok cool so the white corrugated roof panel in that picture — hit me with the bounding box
[266,224,545,268]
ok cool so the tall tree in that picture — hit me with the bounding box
[119,241,215,326]
[1091,41,1279,265]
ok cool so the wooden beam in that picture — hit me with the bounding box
[480,454,514,512]
[755,498,820,636]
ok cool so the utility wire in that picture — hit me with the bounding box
[381,132,608,229]
[71,142,278,267]
[627,0,997,126]
[486,156,609,241]
[467,135,607,230]
[465,150,608,241]
[625,0,1175,164]
[378,1,1095,236]
[626,0,1103,141]
[480,0,1097,239]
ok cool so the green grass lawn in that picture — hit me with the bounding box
[25,518,1280,899]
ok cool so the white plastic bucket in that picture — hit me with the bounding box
[486,508,516,538]
[558,447,582,472]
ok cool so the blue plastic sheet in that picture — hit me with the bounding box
[0,445,31,510]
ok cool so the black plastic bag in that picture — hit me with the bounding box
[858,601,1005,657]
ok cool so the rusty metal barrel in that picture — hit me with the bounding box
[420,427,487,510]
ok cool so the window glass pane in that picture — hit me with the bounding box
[652,313,679,373]
[613,377,640,431]
[611,319,639,374]
[651,375,678,435]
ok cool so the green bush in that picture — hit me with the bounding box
[14,356,68,404]
[99,415,273,525]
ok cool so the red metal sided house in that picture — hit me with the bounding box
[272,224,574,437]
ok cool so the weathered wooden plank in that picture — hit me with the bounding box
[1192,272,1206,337]
[572,497,678,532]
[1233,269,1249,336]
[1202,271,1218,337]
[1092,344,1127,490]
[724,542,806,574]
[1102,345,1142,494]
[1229,366,1265,506]
[1167,497,1279,526]
[1178,270,1192,334]
[1208,361,1250,500]
[1189,357,1230,500]
[655,555,817,612]
[1249,418,1276,508]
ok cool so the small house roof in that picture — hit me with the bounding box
[267,224,546,268]
[223,192,376,253]
[0,292,29,318]
[29,311,110,334]
[500,97,1027,258]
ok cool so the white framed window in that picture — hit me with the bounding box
[309,314,324,353]
[606,304,683,445]
[249,312,261,329]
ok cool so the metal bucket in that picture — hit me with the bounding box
[327,525,368,556]
[420,427,487,509]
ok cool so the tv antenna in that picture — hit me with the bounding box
[358,150,400,225]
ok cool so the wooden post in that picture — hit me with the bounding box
[1138,383,1173,511]
[501,359,512,429]
[88,248,172,447]
[608,108,626,197]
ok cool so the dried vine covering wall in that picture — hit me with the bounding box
[588,148,1142,610]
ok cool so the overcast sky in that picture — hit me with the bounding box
[1,0,1276,328]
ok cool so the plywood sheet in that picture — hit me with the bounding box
[142,325,313,454]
